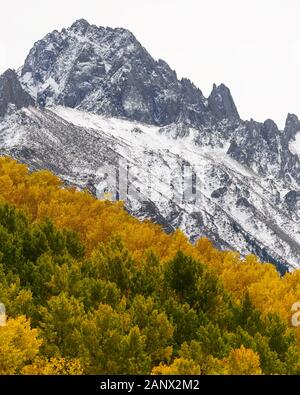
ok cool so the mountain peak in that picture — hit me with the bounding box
[70,19,90,33]
[284,113,300,141]
[2,68,17,78]
[19,22,210,126]
[208,83,239,121]
[285,113,299,127]
[263,118,278,130]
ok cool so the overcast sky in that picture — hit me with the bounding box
[1,0,300,128]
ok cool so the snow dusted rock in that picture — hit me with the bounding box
[0,19,298,271]
[208,83,239,121]
[284,113,300,142]
[19,19,223,127]
[0,69,34,117]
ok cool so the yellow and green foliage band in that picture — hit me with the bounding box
[0,156,300,375]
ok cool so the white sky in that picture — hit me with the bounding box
[1,0,300,128]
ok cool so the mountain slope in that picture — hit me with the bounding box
[0,105,299,271]
[0,19,299,271]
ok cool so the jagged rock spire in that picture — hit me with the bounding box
[284,113,300,141]
[208,83,239,120]
[0,69,34,117]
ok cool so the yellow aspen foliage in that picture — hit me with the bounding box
[0,316,42,374]
[163,229,195,262]
[151,358,200,375]
[0,175,14,199]
[21,357,83,375]
[221,346,262,375]
[194,237,225,269]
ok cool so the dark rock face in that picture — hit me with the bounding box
[19,19,238,128]
[227,115,300,184]
[208,83,239,121]
[284,113,300,142]
[0,69,34,116]
[284,190,300,211]
[211,186,228,199]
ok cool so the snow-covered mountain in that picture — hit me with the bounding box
[19,19,239,126]
[0,19,300,271]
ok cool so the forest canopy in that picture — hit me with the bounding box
[0,156,300,375]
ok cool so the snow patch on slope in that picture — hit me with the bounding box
[289,132,300,158]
